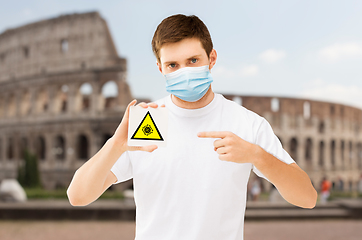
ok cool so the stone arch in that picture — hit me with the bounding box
[77,82,93,111]
[341,140,345,169]
[357,143,362,170]
[35,136,46,161]
[54,85,69,113]
[77,134,89,160]
[349,141,353,168]
[7,137,14,160]
[20,90,31,116]
[303,101,311,119]
[271,98,280,112]
[318,121,325,134]
[289,138,298,162]
[36,88,49,114]
[8,93,16,117]
[305,138,313,164]
[319,141,325,168]
[101,81,119,110]
[331,140,336,169]
[19,137,28,159]
[54,135,66,160]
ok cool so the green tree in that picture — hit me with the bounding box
[17,149,42,188]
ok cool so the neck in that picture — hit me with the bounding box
[171,86,214,109]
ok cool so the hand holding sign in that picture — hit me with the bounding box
[197,131,261,164]
[128,103,168,147]
[112,100,165,153]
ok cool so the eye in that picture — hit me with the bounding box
[191,58,197,64]
[169,63,176,68]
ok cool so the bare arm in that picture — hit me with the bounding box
[198,131,317,209]
[67,100,162,206]
[252,149,317,208]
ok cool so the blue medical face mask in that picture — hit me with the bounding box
[164,65,213,102]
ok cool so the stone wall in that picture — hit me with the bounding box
[224,95,362,192]
[0,12,133,190]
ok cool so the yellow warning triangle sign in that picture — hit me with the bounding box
[131,111,164,141]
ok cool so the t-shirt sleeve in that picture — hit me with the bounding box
[110,151,133,184]
[252,117,295,182]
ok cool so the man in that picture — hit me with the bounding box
[67,14,317,239]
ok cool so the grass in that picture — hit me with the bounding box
[24,188,124,200]
[23,188,361,201]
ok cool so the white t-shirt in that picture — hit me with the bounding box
[111,93,295,240]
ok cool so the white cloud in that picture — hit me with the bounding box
[299,79,362,109]
[318,43,362,61]
[239,64,259,77]
[259,49,286,63]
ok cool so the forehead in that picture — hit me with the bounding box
[159,38,207,64]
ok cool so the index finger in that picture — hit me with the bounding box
[197,131,229,139]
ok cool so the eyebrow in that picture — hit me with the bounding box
[163,55,203,65]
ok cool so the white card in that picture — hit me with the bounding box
[128,106,168,147]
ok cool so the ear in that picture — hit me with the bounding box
[157,61,163,74]
[209,49,217,70]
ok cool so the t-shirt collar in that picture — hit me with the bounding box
[165,93,220,118]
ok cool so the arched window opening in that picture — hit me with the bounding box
[330,105,335,116]
[331,140,336,169]
[19,137,28,159]
[305,138,313,163]
[289,138,298,162]
[36,136,46,161]
[23,46,29,58]
[341,140,345,169]
[80,83,93,110]
[37,89,49,113]
[77,134,89,160]
[7,137,14,160]
[21,90,31,116]
[271,98,280,112]
[319,141,325,168]
[232,96,242,105]
[54,136,65,160]
[8,94,16,117]
[318,121,325,134]
[349,141,353,168]
[60,85,69,112]
[303,101,311,119]
[61,39,68,53]
[102,81,118,109]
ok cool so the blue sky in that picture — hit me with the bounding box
[1,0,362,108]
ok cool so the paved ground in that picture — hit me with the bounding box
[0,219,361,240]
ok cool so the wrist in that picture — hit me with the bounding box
[251,144,265,167]
[108,136,127,155]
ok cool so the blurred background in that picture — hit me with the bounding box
[0,0,362,240]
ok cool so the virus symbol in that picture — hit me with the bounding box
[142,124,153,136]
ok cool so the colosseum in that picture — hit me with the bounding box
[223,94,362,192]
[0,11,361,194]
[0,12,134,190]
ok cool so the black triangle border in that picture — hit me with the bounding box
[131,111,164,141]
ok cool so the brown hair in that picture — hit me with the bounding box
[152,14,213,63]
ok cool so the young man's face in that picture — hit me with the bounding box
[157,38,217,75]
